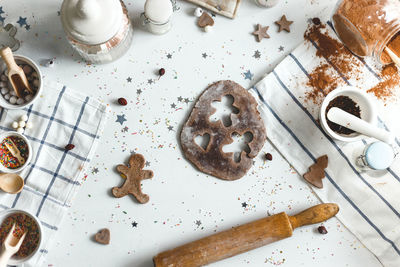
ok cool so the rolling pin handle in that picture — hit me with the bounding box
[289,203,339,230]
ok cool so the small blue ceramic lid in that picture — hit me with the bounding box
[365,142,395,170]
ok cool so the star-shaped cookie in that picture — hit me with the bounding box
[275,15,293,33]
[252,24,270,42]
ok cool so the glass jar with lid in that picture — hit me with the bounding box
[60,0,133,64]
[356,141,396,171]
[332,0,400,65]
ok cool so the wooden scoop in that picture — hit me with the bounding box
[0,223,27,267]
[4,138,25,165]
[154,203,339,267]
[384,46,400,68]
[0,47,33,98]
[0,173,24,194]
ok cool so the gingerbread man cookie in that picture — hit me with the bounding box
[112,154,154,204]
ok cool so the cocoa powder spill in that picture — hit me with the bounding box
[304,19,399,104]
[367,63,400,101]
[303,22,361,104]
[326,95,361,135]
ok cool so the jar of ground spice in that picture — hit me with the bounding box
[332,0,400,64]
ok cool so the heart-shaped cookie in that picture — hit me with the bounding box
[94,228,110,245]
[198,12,214,28]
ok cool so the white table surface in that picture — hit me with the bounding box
[0,0,384,266]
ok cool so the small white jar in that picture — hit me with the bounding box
[142,0,174,35]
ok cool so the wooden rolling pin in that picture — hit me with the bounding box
[153,203,339,267]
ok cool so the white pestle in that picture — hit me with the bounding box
[327,107,395,144]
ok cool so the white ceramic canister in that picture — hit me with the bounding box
[60,0,133,64]
[255,0,279,8]
[142,0,174,35]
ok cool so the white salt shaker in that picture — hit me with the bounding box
[255,0,279,8]
[60,0,133,64]
[142,0,174,35]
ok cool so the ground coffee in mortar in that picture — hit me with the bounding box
[325,95,361,135]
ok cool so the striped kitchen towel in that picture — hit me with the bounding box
[251,23,400,266]
[0,80,108,266]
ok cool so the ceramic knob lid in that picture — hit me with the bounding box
[61,0,124,45]
[365,141,395,170]
[144,0,173,23]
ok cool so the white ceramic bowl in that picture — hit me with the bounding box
[0,209,43,265]
[320,86,377,142]
[0,131,32,173]
[0,54,42,109]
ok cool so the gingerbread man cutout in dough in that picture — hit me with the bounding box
[112,154,154,204]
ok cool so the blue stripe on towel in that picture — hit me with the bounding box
[23,108,99,139]
[12,86,66,208]
[36,97,89,217]
[23,186,66,206]
[40,221,58,231]
[0,107,4,121]
[272,70,400,218]
[251,86,400,255]
[30,164,81,185]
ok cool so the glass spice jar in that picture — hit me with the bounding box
[356,141,396,171]
[332,0,400,65]
[142,0,178,35]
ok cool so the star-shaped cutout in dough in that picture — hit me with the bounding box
[252,24,270,42]
[275,15,293,33]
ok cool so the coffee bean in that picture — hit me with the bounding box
[318,226,328,234]
[265,153,273,161]
[118,98,127,106]
[65,144,75,151]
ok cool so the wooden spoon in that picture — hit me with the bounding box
[0,47,33,98]
[0,173,24,194]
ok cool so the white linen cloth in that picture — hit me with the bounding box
[0,80,108,266]
[251,23,400,267]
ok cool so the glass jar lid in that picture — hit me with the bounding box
[365,141,395,170]
[144,0,173,24]
[61,0,124,45]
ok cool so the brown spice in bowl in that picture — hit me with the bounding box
[325,95,361,135]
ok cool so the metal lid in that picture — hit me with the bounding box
[60,0,124,45]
